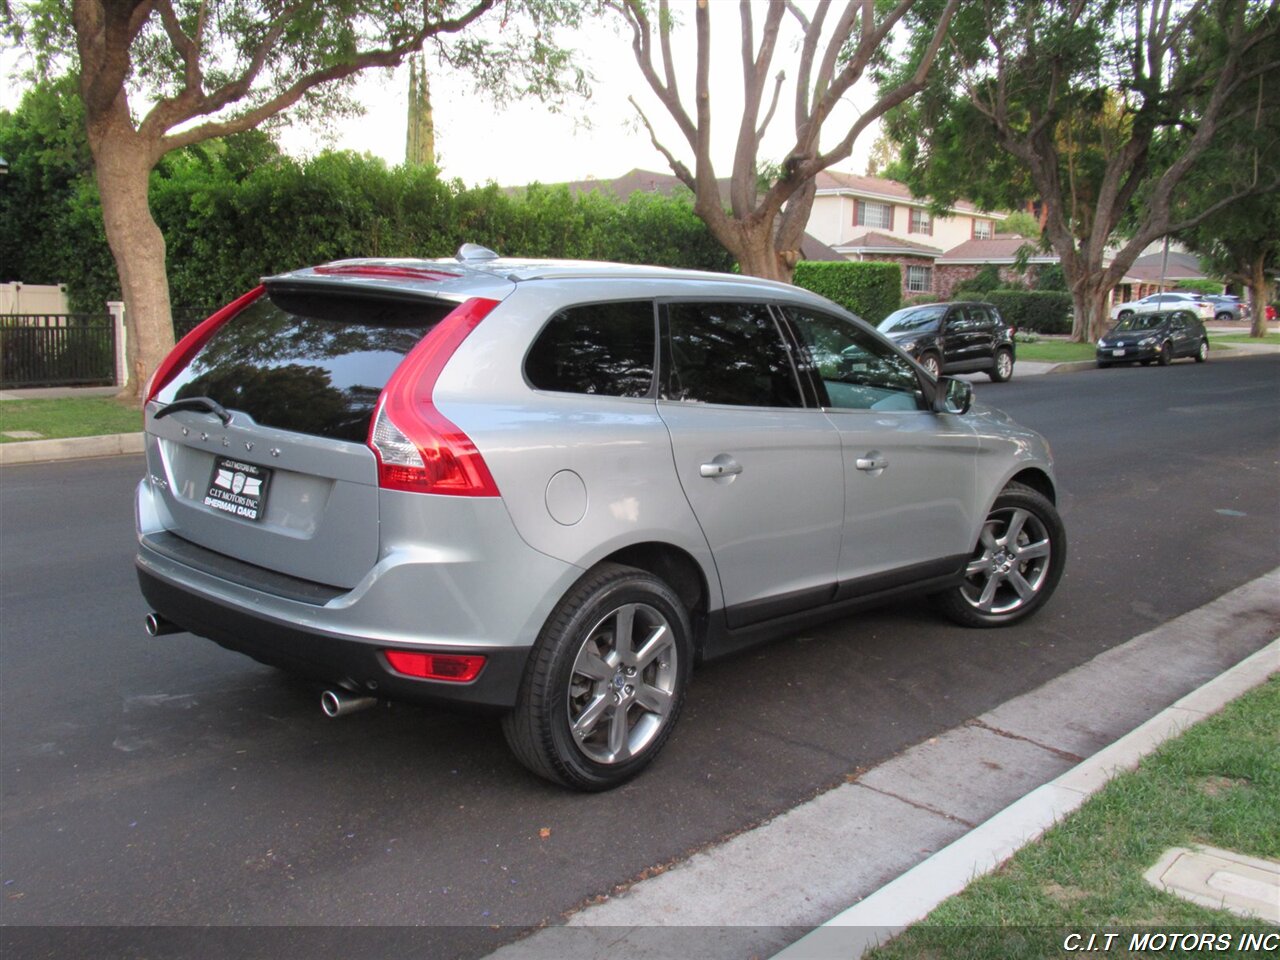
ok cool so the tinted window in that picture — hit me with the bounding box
[878,305,945,334]
[785,307,923,411]
[525,301,655,397]
[663,302,802,407]
[157,291,450,442]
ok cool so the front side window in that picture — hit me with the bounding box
[906,264,933,293]
[525,301,655,397]
[857,200,894,230]
[910,208,932,235]
[662,302,802,408]
[784,307,922,412]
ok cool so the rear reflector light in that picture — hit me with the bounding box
[384,650,486,682]
[145,286,266,403]
[368,297,501,496]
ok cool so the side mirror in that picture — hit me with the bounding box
[932,376,972,415]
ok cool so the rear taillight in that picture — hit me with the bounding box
[145,287,266,403]
[368,297,501,497]
[383,650,486,682]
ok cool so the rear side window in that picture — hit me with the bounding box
[156,290,452,443]
[662,302,803,407]
[524,301,656,397]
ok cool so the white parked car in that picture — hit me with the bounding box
[1110,292,1214,321]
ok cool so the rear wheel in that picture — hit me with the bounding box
[1118,310,1134,321]
[502,563,692,791]
[1216,312,1232,323]
[988,348,1014,382]
[935,482,1065,628]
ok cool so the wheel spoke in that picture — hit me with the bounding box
[607,705,631,760]
[1009,570,1036,601]
[634,683,672,716]
[977,574,1001,612]
[1016,539,1050,561]
[574,650,613,682]
[966,557,990,578]
[571,693,610,739]
[1004,509,1029,546]
[612,604,637,657]
[633,624,670,671]
[979,526,999,551]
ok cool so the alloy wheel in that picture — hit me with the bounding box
[566,602,679,765]
[960,507,1053,615]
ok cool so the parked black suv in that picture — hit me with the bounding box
[877,302,1016,381]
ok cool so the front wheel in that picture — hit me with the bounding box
[1158,341,1173,366]
[935,482,1066,628]
[1195,339,1208,363]
[502,563,692,791]
[988,348,1014,382]
[919,352,942,378]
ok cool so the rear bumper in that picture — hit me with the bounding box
[138,563,529,710]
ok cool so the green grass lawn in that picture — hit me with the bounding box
[0,396,142,442]
[1210,332,1280,345]
[1015,340,1097,362]
[867,675,1279,959]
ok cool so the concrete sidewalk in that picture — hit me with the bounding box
[480,570,1280,960]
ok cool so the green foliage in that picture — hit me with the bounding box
[1032,263,1067,292]
[1000,211,1041,239]
[954,289,1073,334]
[1175,279,1225,295]
[792,262,902,324]
[952,264,1002,296]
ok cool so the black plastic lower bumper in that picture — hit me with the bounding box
[137,565,530,711]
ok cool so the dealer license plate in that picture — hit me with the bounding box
[1112,349,1126,356]
[204,457,272,522]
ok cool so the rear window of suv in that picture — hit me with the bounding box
[156,289,453,443]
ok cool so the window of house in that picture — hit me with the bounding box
[856,200,894,230]
[973,219,994,240]
[525,301,656,397]
[910,209,932,235]
[906,265,933,293]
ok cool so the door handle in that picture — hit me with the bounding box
[856,456,888,472]
[700,459,743,479]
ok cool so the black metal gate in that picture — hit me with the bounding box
[0,314,116,389]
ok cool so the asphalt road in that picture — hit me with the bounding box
[2,355,1278,958]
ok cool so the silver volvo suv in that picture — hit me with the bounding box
[136,247,1066,790]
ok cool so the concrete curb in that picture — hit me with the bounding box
[775,637,1280,959]
[0,432,143,465]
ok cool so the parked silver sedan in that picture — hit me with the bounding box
[136,248,1066,790]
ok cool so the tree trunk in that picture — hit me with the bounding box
[1067,266,1114,342]
[88,118,174,403]
[1248,254,1271,339]
[705,213,794,283]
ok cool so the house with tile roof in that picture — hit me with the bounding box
[806,170,1008,299]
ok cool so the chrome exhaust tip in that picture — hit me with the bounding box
[320,688,378,719]
[144,613,182,637]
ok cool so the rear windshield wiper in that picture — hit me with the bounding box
[153,396,233,427]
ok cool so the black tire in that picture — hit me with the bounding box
[988,348,1014,382]
[1195,339,1208,363]
[1216,312,1232,323]
[502,563,692,791]
[934,482,1066,628]
[919,352,942,379]
[1158,340,1173,366]
[1118,310,1134,320]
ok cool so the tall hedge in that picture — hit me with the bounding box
[792,261,902,324]
[955,289,1073,334]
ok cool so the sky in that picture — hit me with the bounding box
[0,2,879,188]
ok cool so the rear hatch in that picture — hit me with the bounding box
[145,278,484,589]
